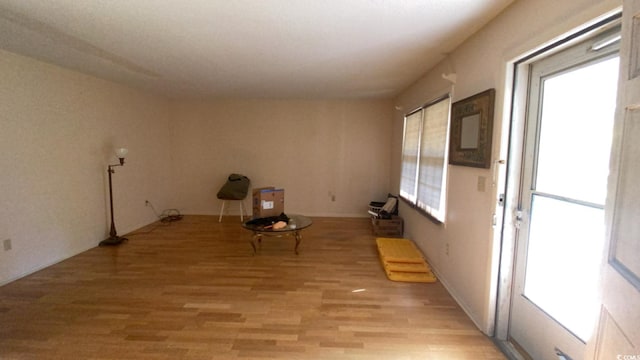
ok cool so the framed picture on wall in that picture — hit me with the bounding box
[448,88,495,168]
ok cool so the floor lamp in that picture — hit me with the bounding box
[99,148,128,246]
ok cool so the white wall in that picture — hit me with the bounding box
[0,50,174,285]
[169,99,394,217]
[391,0,621,334]
[0,49,393,286]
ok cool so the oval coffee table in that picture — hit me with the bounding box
[241,214,312,254]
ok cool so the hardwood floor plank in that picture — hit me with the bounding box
[0,215,505,359]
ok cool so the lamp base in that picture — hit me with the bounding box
[99,236,128,246]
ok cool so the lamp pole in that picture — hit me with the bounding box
[99,148,128,246]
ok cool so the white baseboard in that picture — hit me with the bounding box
[426,256,492,336]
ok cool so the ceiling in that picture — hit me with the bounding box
[0,0,514,99]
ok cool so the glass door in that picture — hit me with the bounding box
[509,24,620,359]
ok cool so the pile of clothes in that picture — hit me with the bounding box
[245,213,290,230]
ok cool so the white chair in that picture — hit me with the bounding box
[216,174,250,222]
[219,199,247,222]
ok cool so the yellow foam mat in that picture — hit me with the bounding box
[376,237,424,263]
[383,261,430,273]
[376,238,437,283]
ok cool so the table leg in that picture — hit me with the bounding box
[294,231,302,255]
[250,233,261,254]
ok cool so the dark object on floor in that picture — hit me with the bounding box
[160,209,183,222]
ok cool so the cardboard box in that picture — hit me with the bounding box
[252,187,285,218]
[372,216,404,237]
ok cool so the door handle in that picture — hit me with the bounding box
[515,209,524,229]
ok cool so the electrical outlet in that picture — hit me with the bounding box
[445,243,449,256]
[3,239,12,251]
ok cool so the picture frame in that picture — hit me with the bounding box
[448,88,495,168]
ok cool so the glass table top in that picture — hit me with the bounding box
[242,214,312,232]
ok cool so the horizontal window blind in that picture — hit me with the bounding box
[399,96,450,222]
[399,111,422,203]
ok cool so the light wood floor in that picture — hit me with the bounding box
[0,216,506,359]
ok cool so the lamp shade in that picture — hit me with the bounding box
[115,148,128,158]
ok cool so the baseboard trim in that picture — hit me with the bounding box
[0,242,95,287]
[428,262,490,335]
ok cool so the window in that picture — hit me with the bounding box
[399,95,451,222]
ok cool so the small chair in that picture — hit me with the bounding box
[217,174,250,222]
